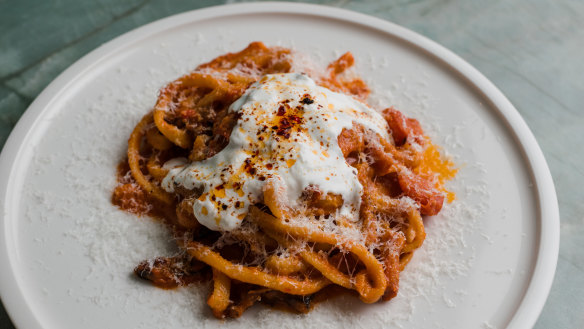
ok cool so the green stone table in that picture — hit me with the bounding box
[1,1,582,328]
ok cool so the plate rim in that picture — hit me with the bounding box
[0,2,559,329]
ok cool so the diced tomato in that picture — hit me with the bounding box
[383,107,424,146]
[398,172,444,216]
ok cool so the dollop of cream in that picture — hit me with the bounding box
[162,73,390,231]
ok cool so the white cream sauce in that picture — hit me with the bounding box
[162,73,390,231]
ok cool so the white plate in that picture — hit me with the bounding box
[0,3,559,329]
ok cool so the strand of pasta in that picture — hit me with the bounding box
[264,254,310,276]
[127,112,173,205]
[207,268,231,318]
[146,154,169,181]
[364,190,426,254]
[399,252,414,270]
[153,109,190,149]
[253,194,386,303]
[380,240,403,300]
[248,206,387,303]
[299,250,354,290]
[145,125,173,151]
[401,210,425,253]
[259,229,354,290]
[153,73,229,149]
[178,238,330,295]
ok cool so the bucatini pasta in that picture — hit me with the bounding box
[112,42,456,318]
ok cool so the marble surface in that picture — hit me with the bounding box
[0,0,581,328]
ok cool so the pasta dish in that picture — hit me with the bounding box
[112,42,456,318]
